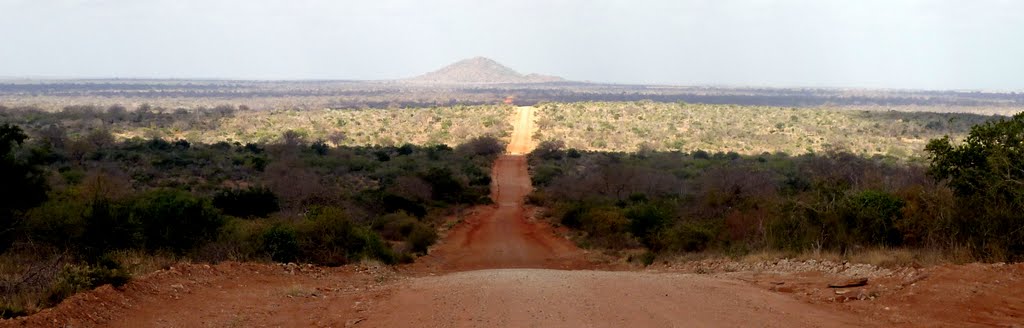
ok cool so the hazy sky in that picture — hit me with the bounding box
[1,0,1022,90]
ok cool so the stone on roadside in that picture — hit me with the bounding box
[828,277,868,288]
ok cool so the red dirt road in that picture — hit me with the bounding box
[412,155,590,272]
[505,106,535,155]
[414,106,586,271]
[362,269,866,328]
[5,106,1022,327]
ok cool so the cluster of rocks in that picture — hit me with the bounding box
[278,262,321,276]
[829,288,878,303]
[665,257,905,278]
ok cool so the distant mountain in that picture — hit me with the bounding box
[406,57,565,84]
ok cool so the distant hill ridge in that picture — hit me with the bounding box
[407,57,565,84]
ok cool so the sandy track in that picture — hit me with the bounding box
[412,155,590,272]
[412,106,587,272]
[505,106,535,155]
[362,269,869,328]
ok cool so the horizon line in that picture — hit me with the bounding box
[0,75,1019,94]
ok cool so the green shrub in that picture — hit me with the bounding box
[455,135,505,157]
[406,224,438,255]
[638,251,656,266]
[132,190,224,254]
[297,207,360,265]
[82,200,140,258]
[532,140,565,160]
[24,196,89,249]
[26,196,140,260]
[579,207,631,248]
[46,262,130,307]
[530,164,563,187]
[842,190,905,247]
[379,195,428,218]
[661,222,717,252]
[558,204,585,229]
[421,167,464,203]
[373,212,419,240]
[765,204,821,251]
[625,201,674,248]
[297,207,397,265]
[525,191,547,205]
[894,185,956,247]
[310,139,330,155]
[0,305,27,319]
[261,224,299,263]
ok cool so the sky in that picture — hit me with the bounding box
[0,0,1022,90]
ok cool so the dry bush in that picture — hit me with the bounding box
[533,101,997,160]
[0,246,68,317]
[3,103,515,149]
[128,105,516,147]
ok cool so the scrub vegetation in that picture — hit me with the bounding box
[1,88,1021,318]
[0,103,513,147]
[533,101,997,160]
[527,112,1024,263]
[0,121,503,317]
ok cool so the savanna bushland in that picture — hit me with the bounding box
[0,103,512,147]
[1,81,1022,318]
[527,112,1024,265]
[532,101,999,160]
[0,115,505,316]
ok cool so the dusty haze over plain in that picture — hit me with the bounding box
[0,0,1022,90]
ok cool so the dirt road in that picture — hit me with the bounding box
[505,106,535,155]
[363,269,867,328]
[413,106,587,272]
[6,106,1021,327]
[412,155,590,272]
[357,106,869,327]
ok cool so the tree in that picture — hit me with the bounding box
[280,130,307,147]
[327,131,347,147]
[926,112,1024,259]
[132,189,224,254]
[421,167,464,203]
[927,113,1024,197]
[0,124,48,250]
[455,135,505,157]
[841,190,905,247]
[213,187,280,218]
[37,124,68,150]
[105,105,128,123]
[310,139,329,155]
[85,129,115,150]
[532,140,565,160]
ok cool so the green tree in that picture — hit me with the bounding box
[625,200,674,249]
[262,224,299,263]
[132,189,224,254]
[0,124,48,250]
[841,190,904,247]
[926,112,1024,259]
